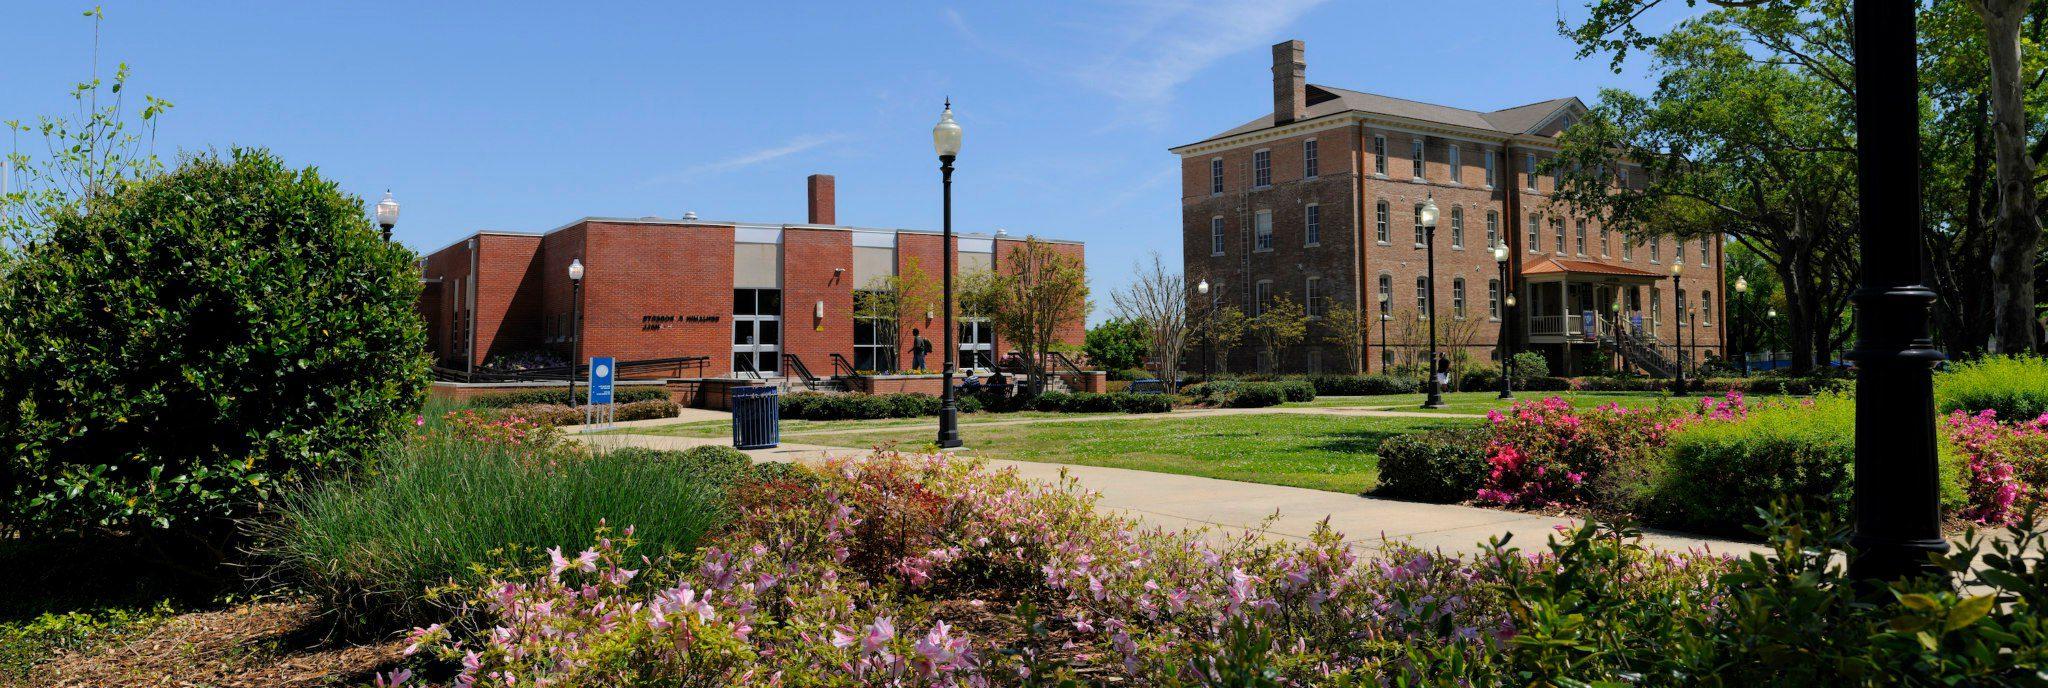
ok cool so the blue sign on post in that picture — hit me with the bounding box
[589,356,615,405]
[1582,310,1596,336]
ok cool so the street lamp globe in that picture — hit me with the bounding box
[1419,194,1439,228]
[1197,279,1210,295]
[1505,293,1517,307]
[568,258,585,282]
[1670,262,1683,277]
[375,190,400,228]
[1768,307,1778,318]
[1493,242,1509,263]
[933,100,963,158]
[1734,276,1748,294]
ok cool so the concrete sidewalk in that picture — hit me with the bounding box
[578,432,1765,559]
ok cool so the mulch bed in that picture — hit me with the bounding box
[30,599,403,688]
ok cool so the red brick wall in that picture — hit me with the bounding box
[782,228,854,377]
[419,239,477,366]
[896,233,953,370]
[473,234,545,366]
[580,222,735,369]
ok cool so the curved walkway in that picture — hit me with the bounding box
[577,429,1765,559]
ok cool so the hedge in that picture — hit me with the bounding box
[780,392,982,420]
[1937,355,2048,421]
[1374,427,1492,502]
[1308,374,1419,396]
[468,387,670,408]
[483,399,680,426]
[1032,391,1174,414]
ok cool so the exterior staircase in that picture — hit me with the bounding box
[1597,324,1675,378]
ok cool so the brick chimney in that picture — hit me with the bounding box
[806,174,836,225]
[1272,40,1306,125]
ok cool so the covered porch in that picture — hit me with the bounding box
[1518,257,1667,376]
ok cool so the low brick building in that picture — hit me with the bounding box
[1172,39,1726,377]
[418,174,1086,381]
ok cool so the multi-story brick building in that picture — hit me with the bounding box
[417,174,1086,380]
[1172,40,1725,377]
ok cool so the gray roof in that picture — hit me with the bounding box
[1188,84,1583,146]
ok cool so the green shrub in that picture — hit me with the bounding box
[779,392,953,420]
[1747,372,1850,395]
[467,386,669,408]
[478,399,679,426]
[264,435,732,630]
[1114,393,1174,413]
[0,149,428,538]
[1082,318,1147,372]
[1655,396,1965,534]
[1307,374,1418,396]
[1374,428,1491,502]
[1032,391,1076,412]
[1108,367,1153,382]
[1510,351,1550,385]
[1938,355,2048,421]
[1275,380,1316,403]
[1228,383,1286,408]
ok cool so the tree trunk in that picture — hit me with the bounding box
[1977,0,2044,354]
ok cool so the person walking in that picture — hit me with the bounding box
[910,329,933,372]
[1433,352,1452,395]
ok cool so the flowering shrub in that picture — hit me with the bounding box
[1475,393,1751,510]
[1945,409,2048,525]
[437,409,562,450]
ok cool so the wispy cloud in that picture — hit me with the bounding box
[948,1,1329,129]
[642,133,848,186]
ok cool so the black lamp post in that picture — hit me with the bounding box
[1377,292,1389,374]
[1689,305,1700,375]
[1669,261,1686,395]
[1734,276,1750,374]
[1848,0,1946,582]
[1420,194,1446,409]
[1196,279,1214,380]
[1494,242,1514,400]
[375,190,400,241]
[567,258,584,406]
[933,100,964,449]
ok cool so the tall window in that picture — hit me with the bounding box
[1600,226,1611,257]
[1702,291,1713,325]
[1303,140,1319,178]
[1484,149,1497,187]
[1448,145,1462,183]
[1486,210,1500,248]
[1415,276,1430,313]
[1375,201,1389,243]
[1413,203,1427,245]
[733,288,782,375]
[1373,135,1387,174]
[1677,288,1688,324]
[1306,277,1323,316]
[1526,214,1541,252]
[1253,150,1271,187]
[1700,239,1710,266]
[1254,280,1272,315]
[1618,166,1630,189]
[853,290,895,373]
[1450,207,1465,248]
[1210,158,1224,194]
[1650,236,1662,263]
[1411,139,1426,178]
[1452,278,1467,319]
[1574,219,1588,255]
[1304,204,1321,246]
[1526,152,1539,190]
[1254,210,1273,251]
[1488,278,1502,319]
[1651,288,1662,327]
[1553,219,1567,254]
[1210,216,1226,256]
[1377,274,1393,316]
[1622,235,1635,261]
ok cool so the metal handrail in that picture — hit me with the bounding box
[1049,351,1086,377]
[783,353,820,388]
[733,355,765,380]
[829,353,862,379]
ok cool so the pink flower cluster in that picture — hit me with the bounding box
[1945,409,2048,525]
[1477,393,1748,507]
[438,409,560,449]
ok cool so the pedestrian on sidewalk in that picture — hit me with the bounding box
[911,329,932,372]
[1433,352,1451,394]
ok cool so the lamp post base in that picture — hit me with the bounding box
[936,400,963,449]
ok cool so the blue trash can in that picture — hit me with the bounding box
[730,385,780,449]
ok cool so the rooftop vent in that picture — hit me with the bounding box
[682,211,699,221]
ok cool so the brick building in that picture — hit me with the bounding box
[1172,40,1726,377]
[417,174,1086,380]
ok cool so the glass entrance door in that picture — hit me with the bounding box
[958,319,994,371]
[733,289,781,376]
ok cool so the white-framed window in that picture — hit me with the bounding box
[1488,278,1502,319]
[1210,158,1224,194]
[1677,288,1688,324]
[1254,280,1273,315]
[1574,219,1588,256]
[1448,145,1462,183]
[1553,219,1567,254]
[1411,139,1426,179]
[1622,234,1635,261]
[1412,203,1427,246]
[1486,210,1500,249]
[1210,216,1226,256]
[1305,276,1323,316]
[1302,139,1319,178]
[1450,207,1465,249]
[1702,291,1714,325]
[1526,152,1539,190]
[1253,149,1271,188]
[1415,275,1430,314]
[1304,204,1321,246]
[1651,288,1662,327]
[1650,236,1662,263]
[1377,273,1393,317]
[1600,226,1611,257]
[1373,135,1388,175]
[1375,201,1390,244]
[1700,239,1710,267]
[1484,149,1497,187]
[1526,213,1541,253]
[1254,210,1273,251]
[1452,278,1467,319]
[733,288,782,375]
[853,290,896,373]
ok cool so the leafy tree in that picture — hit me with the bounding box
[1724,242,1782,365]
[1109,253,1195,385]
[1083,318,1148,372]
[1195,304,1249,375]
[0,149,429,540]
[960,237,1090,391]
[1319,303,1368,374]
[1250,296,1308,373]
[853,256,941,371]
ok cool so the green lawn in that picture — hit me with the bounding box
[1286,390,1708,415]
[790,413,1471,494]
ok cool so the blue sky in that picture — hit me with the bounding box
[4,1,1692,324]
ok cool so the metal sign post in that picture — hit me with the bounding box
[586,356,615,430]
